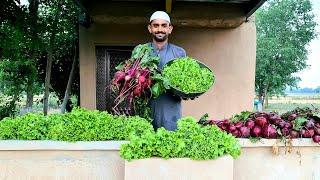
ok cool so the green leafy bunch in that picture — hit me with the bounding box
[0,108,154,141]
[131,43,160,69]
[120,116,241,161]
[162,57,215,93]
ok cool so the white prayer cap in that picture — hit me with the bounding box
[150,11,171,23]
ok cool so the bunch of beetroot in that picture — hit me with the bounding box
[111,44,159,116]
[203,108,320,143]
[207,113,278,139]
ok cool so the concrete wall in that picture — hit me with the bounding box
[79,19,256,119]
[0,139,319,180]
[235,139,320,180]
[0,140,127,180]
[125,156,233,180]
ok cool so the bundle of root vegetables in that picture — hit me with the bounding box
[111,44,159,118]
[200,107,320,143]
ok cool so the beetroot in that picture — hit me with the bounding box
[312,135,320,143]
[220,124,228,131]
[228,124,237,132]
[269,114,281,124]
[255,117,268,127]
[138,75,146,84]
[143,78,152,88]
[239,127,250,138]
[222,119,231,126]
[133,85,142,97]
[251,126,262,137]
[314,127,320,135]
[113,71,126,82]
[288,113,298,121]
[281,128,290,136]
[259,112,270,119]
[231,130,241,137]
[301,128,314,138]
[284,122,293,129]
[234,122,244,129]
[221,120,230,130]
[245,119,255,129]
[305,119,315,129]
[125,75,132,81]
[278,120,286,128]
[289,130,299,138]
[262,124,278,139]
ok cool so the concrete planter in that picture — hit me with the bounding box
[125,155,233,180]
[1,139,319,180]
[0,140,128,180]
[235,138,320,180]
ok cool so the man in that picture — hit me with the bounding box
[147,11,186,131]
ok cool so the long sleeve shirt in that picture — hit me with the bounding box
[149,42,187,131]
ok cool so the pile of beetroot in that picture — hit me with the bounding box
[201,107,320,143]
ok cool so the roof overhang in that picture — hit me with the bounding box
[75,0,267,28]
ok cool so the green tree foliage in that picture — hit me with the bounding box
[0,0,82,117]
[255,0,317,106]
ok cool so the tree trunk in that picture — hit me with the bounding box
[61,46,77,113]
[262,84,269,109]
[25,0,39,109]
[258,94,263,103]
[265,93,269,108]
[26,83,34,108]
[43,33,55,116]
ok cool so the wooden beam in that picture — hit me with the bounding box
[166,0,172,13]
[245,0,267,19]
[93,15,246,28]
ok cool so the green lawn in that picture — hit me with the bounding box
[264,93,320,114]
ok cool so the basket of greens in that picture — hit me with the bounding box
[162,57,215,99]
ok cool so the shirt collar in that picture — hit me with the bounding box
[151,42,168,51]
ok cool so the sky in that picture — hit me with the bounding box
[297,0,320,89]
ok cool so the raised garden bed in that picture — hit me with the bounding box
[235,138,320,180]
[0,140,128,180]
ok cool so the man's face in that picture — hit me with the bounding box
[148,19,173,42]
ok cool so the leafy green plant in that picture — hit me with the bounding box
[0,108,154,141]
[0,98,17,121]
[230,111,253,123]
[292,117,308,131]
[162,57,215,93]
[120,116,241,161]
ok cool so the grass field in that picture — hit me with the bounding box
[264,93,320,114]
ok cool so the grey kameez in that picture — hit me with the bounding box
[149,42,186,131]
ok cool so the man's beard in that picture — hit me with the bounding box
[152,32,168,42]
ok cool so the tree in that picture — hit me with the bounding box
[39,0,81,115]
[25,0,40,109]
[255,0,317,107]
[1,0,81,117]
[0,2,29,107]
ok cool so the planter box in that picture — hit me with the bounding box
[1,139,319,180]
[125,155,233,180]
[0,140,128,180]
[235,138,320,180]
